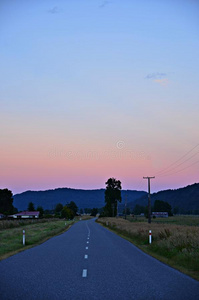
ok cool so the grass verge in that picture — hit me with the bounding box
[97,217,199,281]
[0,219,73,261]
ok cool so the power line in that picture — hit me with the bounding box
[135,178,145,191]
[155,143,199,176]
[156,150,199,176]
[159,159,199,177]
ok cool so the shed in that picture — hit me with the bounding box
[12,211,40,219]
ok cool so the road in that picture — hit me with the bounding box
[0,218,199,300]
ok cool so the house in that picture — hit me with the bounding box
[0,213,5,219]
[152,212,168,218]
[12,211,40,219]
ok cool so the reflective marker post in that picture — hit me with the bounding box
[23,230,25,246]
[149,230,152,244]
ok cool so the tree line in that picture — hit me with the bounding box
[0,182,187,219]
[133,200,172,217]
[0,188,100,219]
[100,178,173,217]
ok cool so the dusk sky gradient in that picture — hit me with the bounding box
[1,0,199,194]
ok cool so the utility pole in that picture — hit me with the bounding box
[143,176,155,224]
[125,194,127,220]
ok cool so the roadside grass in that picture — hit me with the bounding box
[97,217,199,281]
[0,219,73,260]
[0,218,55,230]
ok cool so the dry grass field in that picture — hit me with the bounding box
[97,216,199,280]
[0,218,54,230]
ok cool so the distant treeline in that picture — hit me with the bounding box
[1,182,199,216]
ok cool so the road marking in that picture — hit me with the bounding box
[86,246,88,250]
[87,237,89,240]
[84,254,88,259]
[87,241,89,244]
[86,222,90,236]
[82,269,87,277]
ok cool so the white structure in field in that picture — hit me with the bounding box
[12,211,40,219]
[152,212,168,218]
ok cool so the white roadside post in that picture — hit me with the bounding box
[149,230,152,244]
[23,230,25,246]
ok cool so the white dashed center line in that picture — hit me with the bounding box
[84,254,88,259]
[87,241,89,244]
[86,246,88,250]
[82,269,87,278]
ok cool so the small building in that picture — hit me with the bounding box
[152,212,168,218]
[0,213,5,219]
[12,211,40,219]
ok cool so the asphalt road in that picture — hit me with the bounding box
[0,218,199,300]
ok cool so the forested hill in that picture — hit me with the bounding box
[13,188,147,211]
[129,183,199,214]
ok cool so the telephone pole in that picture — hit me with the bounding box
[124,193,127,220]
[143,176,155,223]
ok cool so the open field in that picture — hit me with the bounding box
[0,215,92,230]
[97,216,199,281]
[0,219,73,260]
[127,215,199,226]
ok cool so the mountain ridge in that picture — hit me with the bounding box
[13,188,146,211]
[13,182,199,213]
[128,182,199,214]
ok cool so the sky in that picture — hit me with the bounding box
[0,0,199,195]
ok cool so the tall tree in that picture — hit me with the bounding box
[61,206,74,219]
[91,208,98,217]
[67,201,78,215]
[84,208,91,214]
[55,203,63,214]
[104,178,122,217]
[0,189,14,215]
[37,206,44,218]
[28,202,35,211]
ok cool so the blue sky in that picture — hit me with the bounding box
[0,0,199,193]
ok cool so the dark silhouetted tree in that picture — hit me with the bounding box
[37,206,44,218]
[28,202,35,211]
[67,201,78,215]
[104,178,122,217]
[91,208,98,217]
[153,200,172,216]
[61,206,74,219]
[0,189,14,215]
[84,208,91,214]
[55,203,63,214]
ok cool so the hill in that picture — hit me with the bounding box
[128,183,199,214]
[13,188,146,211]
